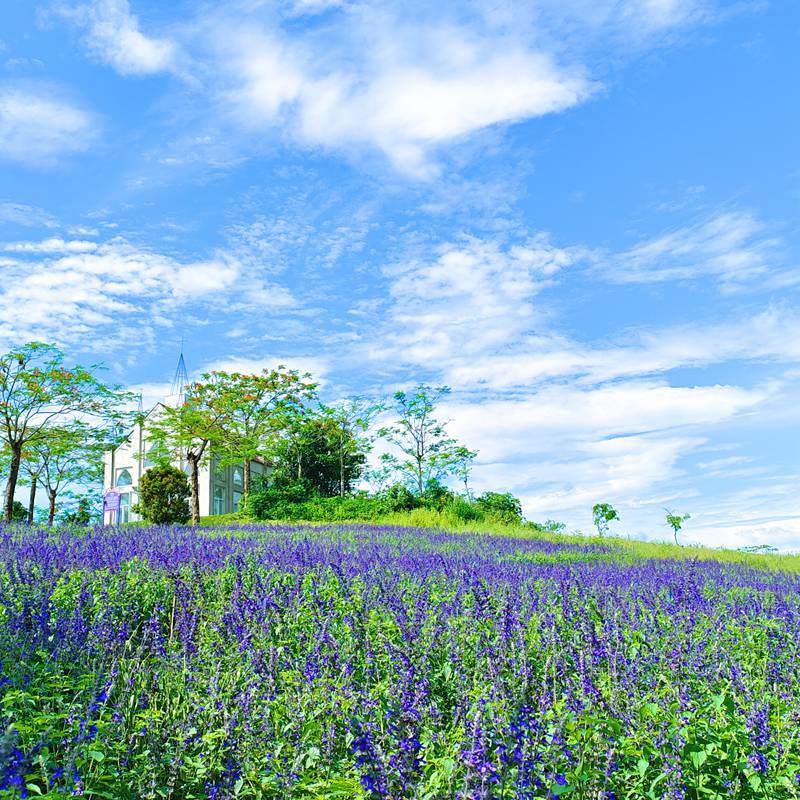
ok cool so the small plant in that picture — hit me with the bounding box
[592,503,619,536]
[665,509,690,545]
[134,464,191,524]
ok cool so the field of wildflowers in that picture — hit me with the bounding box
[1,523,799,799]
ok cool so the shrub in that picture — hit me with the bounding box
[133,464,191,524]
[10,500,27,522]
[475,491,523,524]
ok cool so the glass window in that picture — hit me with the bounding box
[233,467,243,488]
[115,468,132,487]
[233,491,242,511]
[119,492,131,524]
[213,486,225,516]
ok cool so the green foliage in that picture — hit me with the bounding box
[195,367,318,495]
[0,341,133,522]
[592,502,620,536]
[249,478,525,526]
[10,499,26,521]
[378,385,477,495]
[134,464,191,524]
[526,518,567,534]
[665,509,691,545]
[269,412,367,498]
[475,491,523,524]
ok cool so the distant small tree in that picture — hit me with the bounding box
[135,464,191,525]
[28,422,111,526]
[665,509,690,545]
[448,444,479,497]
[592,503,619,536]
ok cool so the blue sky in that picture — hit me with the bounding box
[1,0,799,547]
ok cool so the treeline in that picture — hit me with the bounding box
[0,341,530,527]
[141,369,522,525]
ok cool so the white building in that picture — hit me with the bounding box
[102,354,269,524]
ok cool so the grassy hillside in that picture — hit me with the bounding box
[200,508,800,573]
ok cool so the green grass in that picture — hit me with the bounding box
[200,508,800,572]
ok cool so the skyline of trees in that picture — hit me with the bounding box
[0,341,481,524]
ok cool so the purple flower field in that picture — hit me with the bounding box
[1,523,799,798]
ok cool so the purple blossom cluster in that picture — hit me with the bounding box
[1,523,799,798]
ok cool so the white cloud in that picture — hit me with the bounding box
[0,82,97,166]
[50,0,731,175]
[203,354,331,384]
[0,237,296,350]
[374,234,576,364]
[204,12,594,177]
[58,0,178,76]
[604,211,781,289]
[2,237,97,253]
[439,380,768,527]
[444,308,800,390]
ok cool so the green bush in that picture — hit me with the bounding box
[133,464,191,524]
[475,491,523,524]
[10,499,27,522]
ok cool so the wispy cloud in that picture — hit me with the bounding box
[0,82,97,166]
[374,234,577,364]
[603,211,781,289]
[0,202,59,228]
[0,236,296,350]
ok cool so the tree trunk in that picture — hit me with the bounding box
[189,456,200,525]
[3,444,21,523]
[47,489,57,526]
[27,475,37,524]
[243,460,250,494]
[340,450,345,497]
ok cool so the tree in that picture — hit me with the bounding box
[378,385,476,495]
[592,503,620,536]
[269,411,367,497]
[135,464,191,524]
[0,342,132,522]
[665,509,690,545]
[29,422,109,526]
[19,433,47,524]
[318,398,380,496]
[197,368,317,496]
[144,385,224,525]
[447,445,478,497]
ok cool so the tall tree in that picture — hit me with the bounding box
[0,342,132,522]
[144,385,223,525]
[319,398,381,497]
[20,436,46,523]
[198,368,317,495]
[29,422,110,525]
[269,410,370,497]
[378,385,476,495]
